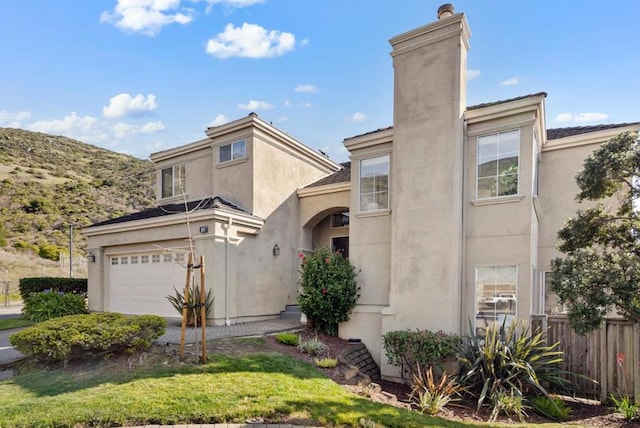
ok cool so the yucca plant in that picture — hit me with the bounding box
[458,318,570,416]
[410,364,464,415]
[166,285,214,327]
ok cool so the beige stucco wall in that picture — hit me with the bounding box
[212,133,254,212]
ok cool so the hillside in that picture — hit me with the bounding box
[0,127,155,281]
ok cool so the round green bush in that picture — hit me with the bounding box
[297,247,360,336]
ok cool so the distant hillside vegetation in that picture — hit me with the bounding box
[0,127,155,274]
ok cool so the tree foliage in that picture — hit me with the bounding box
[551,131,640,334]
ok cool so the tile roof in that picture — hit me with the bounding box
[89,196,251,228]
[343,126,393,141]
[306,162,351,187]
[466,92,547,111]
[546,123,640,140]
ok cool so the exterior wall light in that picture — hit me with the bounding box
[87,251,96,263]
[273,243,280,256]
[199,225,209,234]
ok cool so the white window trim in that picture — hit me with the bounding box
[476,129,520,201]
[218,139,247,164]
[161,164,186,199]
[474,264,518,332]
[358,154,390,213]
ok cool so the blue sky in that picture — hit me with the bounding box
[0,1,638,162]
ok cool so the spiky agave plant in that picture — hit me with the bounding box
[166,285,214,327]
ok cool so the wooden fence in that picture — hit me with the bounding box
[532,315,640,403]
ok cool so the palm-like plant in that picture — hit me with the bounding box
[166,285,214,327]
[458,318,570,416]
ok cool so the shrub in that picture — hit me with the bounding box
[297,247,360,335]
[530,396,571,421]
[457,318,569,417]
[609,394,639,421]
[165,285,214,327]
[315,357,338,368]
[297,336,329,356]
[22,291,88,322]
[410,365,463,415]
[382,329,462,381]
[19,277,87,300]
[275,332,299,346]
[489,390,527,422]
[9,312,166,364]
[37,243,61,261]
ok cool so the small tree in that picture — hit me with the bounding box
[297,247,360,335]
[551,131,640,335]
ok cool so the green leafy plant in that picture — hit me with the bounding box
[22,291,88,322]
[530,396,571,421]
[315,357,338,368]
[275,332,299,346]
[19,277,87,299]
[609,394,639,420]
[297,247,360,335]
[297,336,329,356]
[9,312,166,364]
[489,390,526,422]
[410,365,463,415]
[457,318,569,417]
[382,329,462,381]
[166,284,214,327]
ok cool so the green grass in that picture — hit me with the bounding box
[0,352,474,428]
[0,317,34,331]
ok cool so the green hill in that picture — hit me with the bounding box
[0,127,155,280]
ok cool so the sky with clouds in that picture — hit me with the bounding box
[0,1,638,161]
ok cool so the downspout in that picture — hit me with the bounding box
[225,217,232,326]
[460,118,468,335]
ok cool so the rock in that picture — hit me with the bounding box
[343,365,360,380]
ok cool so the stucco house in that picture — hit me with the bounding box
[83,4,639,380]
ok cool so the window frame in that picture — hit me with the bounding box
[219,139,247,163]
[476,129,520,200]
[330,211,350,228]
[359,154,390,212]
[474,265,518,331]
[161,164,186,199]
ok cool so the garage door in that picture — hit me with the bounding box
[108,252,189,318]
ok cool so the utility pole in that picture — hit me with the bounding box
[69,225,73,278]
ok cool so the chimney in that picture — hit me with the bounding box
[437,3,454,19]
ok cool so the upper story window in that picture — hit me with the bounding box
[161,164,186,199]
[219,140,246,163]
[477,130,519,199]
[360,154,389,212]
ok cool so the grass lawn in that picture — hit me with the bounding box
[0,317,33,331]
[1,348,478,428]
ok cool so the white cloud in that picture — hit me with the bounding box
[113,120,165,138]
[200,0,263,10]
[299,38,309,47]
[294,84,318,94]
[555,112,609,124]
[237,100,273,110]
[501,76,520,86]
[284,100,291,108]
[345,112,366,123]
[208,114,229,127]
[27,112,109,144]
[0,110,31,128]
[303,102,312,108]
[206,23,296,59]
[103,93,159,118]
[336,145,348,154]
[277,116,288,122]
[100,0,194,36]
[466,69,481,81]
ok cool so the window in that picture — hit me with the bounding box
[130,255,138,264]
[120,256,128,265]
[477,130,519,199]
[360,155,389,211]
[175,253,185,263]
[161,164,186,199]
[111,257,118,265]
[151,254,160,263]
[475,266,517,330]
[141,255,149,264]
[331,211,350,228]
[219,140,246,163]
[163,254,173,263]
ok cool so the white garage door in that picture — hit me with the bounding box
[108,252,189,318]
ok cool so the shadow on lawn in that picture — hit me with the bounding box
[10,351,327,397]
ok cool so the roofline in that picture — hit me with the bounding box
[82,206,264,237]
[464,93,547,124]
[297,181,351,198]
[344,127,394,151]
[543,123,640,152]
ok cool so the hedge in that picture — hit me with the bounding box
[9,312,166,364]
[19,277,87,300]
